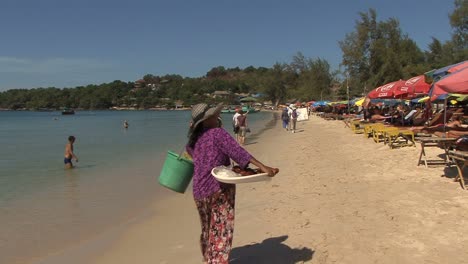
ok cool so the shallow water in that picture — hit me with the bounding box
[0,110,274,264]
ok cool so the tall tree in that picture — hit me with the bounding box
[449,0,468,61]
[340,9,424,93]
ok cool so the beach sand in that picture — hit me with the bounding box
[39,115,468,264]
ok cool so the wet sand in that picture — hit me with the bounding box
[39,115,468,264]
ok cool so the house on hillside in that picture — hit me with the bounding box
[212,90,231,98]
[175,100,184,108]
[134,79,146,89]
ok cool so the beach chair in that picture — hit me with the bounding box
[412,110,426,126]
[426,110,447,127]
[402,109,419,126]
[365,123,385,139]
[373,125,390,143]
[383,127,400,145]
[349,120,363,133]
[388,129,416,149]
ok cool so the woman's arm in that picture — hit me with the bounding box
[215,129,278,176]
[249,157,278,177]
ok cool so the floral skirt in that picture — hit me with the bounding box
[195,185,236,264]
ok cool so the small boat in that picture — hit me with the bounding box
[61,108,75,115]
[241,106,260,113]
[221,109,236,114]
[221,105,260,114]
[221,105,239,114]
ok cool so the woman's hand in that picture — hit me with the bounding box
[259,165,279,177]
[249,157,279,177]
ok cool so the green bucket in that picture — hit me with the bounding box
[158,151,194,193]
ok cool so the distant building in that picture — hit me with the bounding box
[134,79,146,89]
[175,100,184,108]
[212,90,231,98]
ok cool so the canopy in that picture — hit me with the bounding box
[239,96,257,102]
[430,60,468,80]
[393,75,431,99]
[430,93,468,103]
[430,67,468,101]
[312,101,329,107]
[354,97,365,106]
[411,96,430,103]
[367,80,406,99]
[328,100,349,105]
[447,60,468,74]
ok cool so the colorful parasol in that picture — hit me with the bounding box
[430,67,468,101]
[367,80,406,99]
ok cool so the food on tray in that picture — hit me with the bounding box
[232,165,261,176]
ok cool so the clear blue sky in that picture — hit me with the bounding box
[0,0,455,91]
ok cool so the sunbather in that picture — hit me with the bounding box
[411,115,465,133]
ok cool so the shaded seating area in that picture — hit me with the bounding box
[447,150,468,189]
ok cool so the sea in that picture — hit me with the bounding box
[0,110,276,264]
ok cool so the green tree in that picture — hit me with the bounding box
[449,0,468,60]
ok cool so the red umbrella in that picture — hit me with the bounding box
[367,80,406,99]
[430,67,468,101]
[447,60,468,74]
[393,75,431,99]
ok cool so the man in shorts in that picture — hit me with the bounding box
[64,136,78,169]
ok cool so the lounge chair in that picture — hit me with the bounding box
[387,129,416,149]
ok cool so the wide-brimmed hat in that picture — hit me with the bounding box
[190,103,223,130]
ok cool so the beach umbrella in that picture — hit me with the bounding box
[411,96,430,103]
[312,101,329,107]
[430,67,468,101]
[429,60,468,80]
[354,97,365,106]
[367,80,406,99]
[447,60,468,74]
[239,96,257,102]
[393,75,431,99]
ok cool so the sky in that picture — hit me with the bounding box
[0,0,455,91]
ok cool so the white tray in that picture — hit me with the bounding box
[211,166,272,184]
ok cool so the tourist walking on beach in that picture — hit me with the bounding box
[291,107,298,133]
[186,103,278,264]
[64,136,78,169]
[232,108,241,142]
[287,104,294,130]
[237,110,248,145]
[281,107,289,131]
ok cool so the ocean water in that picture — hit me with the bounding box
[0,110,275,264]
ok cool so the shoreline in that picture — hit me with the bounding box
[35,115,468,263]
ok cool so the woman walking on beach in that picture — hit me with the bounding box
[187,103,278,264]
[236,110,248,145]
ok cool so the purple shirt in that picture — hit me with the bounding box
[187,128,252,200]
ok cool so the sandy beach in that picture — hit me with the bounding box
[39,115,468,264]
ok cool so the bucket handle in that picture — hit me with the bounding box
[176,144,189,161]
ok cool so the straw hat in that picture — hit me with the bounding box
[190,103,223,130]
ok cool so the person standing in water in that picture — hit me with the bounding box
[123,120,129,129]
[64,136,78,169]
